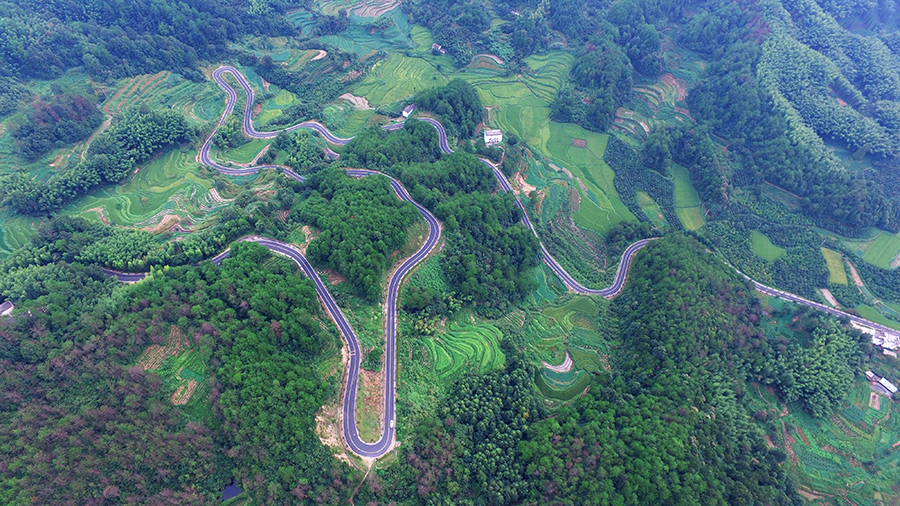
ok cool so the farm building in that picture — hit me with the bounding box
[402,104,416,118]
[880,377,898,395]
[0,300,13,316]
[483,129,503,146]
[866,371,878,381]
[431,43,446,54]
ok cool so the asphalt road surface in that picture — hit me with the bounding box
[102,65,896,459]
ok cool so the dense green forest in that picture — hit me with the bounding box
[0,238,358,504]
[0,0,303,82]
[3,0,900,503]
[353,235,813,505]
[1,109,195,215]
[293,167,420,299]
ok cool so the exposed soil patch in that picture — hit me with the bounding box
[796,426,810,445]
[137,326,190,371]
[533,188,547,215]
[171,379,198,405]
[661,73,688,101]
[354,0,400,17]
[339,93,373,110]
[512,171,536,195]
[542,351,573,373]
[87,207,110,226]
[322,269,346,286]
[846,260,864,287]
[144,214,180,234]
[781,419,799,464]
[311,49,328,61]
[831,414,858,437]
[870,391,882,410]
[572,138,586,148]
[260,76,271,92]
[820,288,841,308]
[764,435,776,448]
[252,103,261,118]
[357,368,385,441]
[568,186,581,212]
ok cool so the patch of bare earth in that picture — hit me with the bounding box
[316,343,355,466]
[312,49,327,61]
[846,260,865,287]
[869,392,882,410]
[253,103,261,118]
[796,488,827,501]
[890,250,900,269]
[144,214,180,234]
[339,93,373,110]
[322,269,346,285]
[781,420,799,464]
[820,288,841,308]
[80,115,113,161]
[354,0,400,17]
[87,207,110,226]
[136,326,190,371]
[764,435,776,448]
[512,171,536,195]
[171,379,198,405]
[533,188,547,215]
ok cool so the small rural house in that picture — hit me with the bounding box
[483,129,503,146]
[0,300,13,316]
[402,104,416,118]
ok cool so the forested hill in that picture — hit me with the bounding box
[359,234,803,505]
[0,0,302,81]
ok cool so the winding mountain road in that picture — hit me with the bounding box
[103,65,896,460]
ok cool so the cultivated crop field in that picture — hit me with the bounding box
[62,149,218,229]
[612,72,693,142]
[820,247,848,285]
[672,164,705,230]
[423,320,504,379]
[751,230,786,262]
[352,53,447,106]
[862,231,900,270]
[540,122,636,235]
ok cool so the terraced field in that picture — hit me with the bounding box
[62,149,217,229]
[540,122,636,235]
[423,320,504,379]
[536,367,591,400]
[0,213,41,259]
[352,53,447,106]
[612,73,693,142]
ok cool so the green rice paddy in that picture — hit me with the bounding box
[539,122,636,235]
[636,191,668,227]
[672,164,705,230]
[750,230,786,262]
[862,231,900,269]
[820,247,848,285]
[352,53,447,106]
[423,320,504,379]
[62,149,218,228]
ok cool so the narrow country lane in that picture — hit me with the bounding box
[101,65,896,459]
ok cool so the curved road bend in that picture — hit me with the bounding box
[196,65,898,455]
[101,66,681,458]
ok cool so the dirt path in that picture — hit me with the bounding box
[846,260,865,287]
[80,115,112,160]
